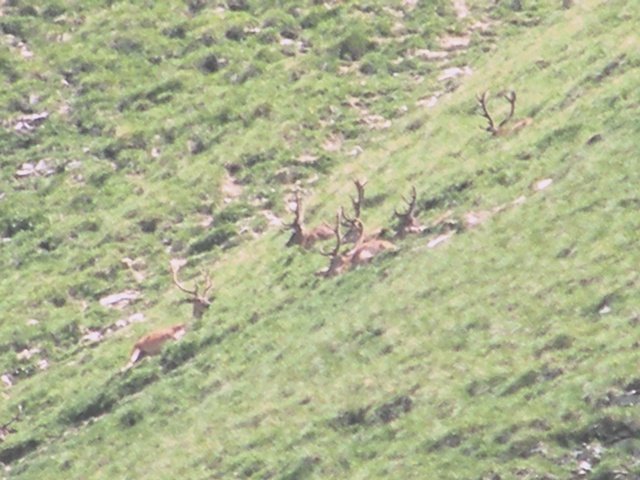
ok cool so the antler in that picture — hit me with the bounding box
[499,90,517,128]
[320,211,343,258]
[394,186,418,219]
[343,179,367,223]
[170,261,212,298]
[476,90,496,134]
[284,192,304,229]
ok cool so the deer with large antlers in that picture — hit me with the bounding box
[345,217,396,267]
[318,209,396,277]
[393,186,426,238]
[285,192,335,249]
[341,179,389,244]
[122,261,213,371]
[476,90,533,137]
[317,211,353,278]
[170,259,213,320]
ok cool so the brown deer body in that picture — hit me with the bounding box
[318,212,395,277]
[344,217,396,266]
[122,324,186,371]
[285,192,335,249]
[477,90,533,137]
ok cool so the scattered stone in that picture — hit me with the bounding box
[439,35,470,51]
[427,231,455,248]
[81,330,103,344]
[99,290,141,309]
[412,49,449,61]
[438,66,472,82]
[347,146,363,157]
[16,348,39,361]
[1,375,13,388]
[25,319,39,326]
[534,178,553,191]
[37,359,49,371]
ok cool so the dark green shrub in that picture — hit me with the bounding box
[337,28,375,61]
[188,224,237,254]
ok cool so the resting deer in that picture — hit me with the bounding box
[122,324,187,371]
[393,186,426,238]
[476,90,533,137]
[341,179,369,244]
[344,217,396,267]
[285,192,334,249]
[318,211,395,277]
[317,212,353,278]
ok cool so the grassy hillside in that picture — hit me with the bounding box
[1,0,639,478]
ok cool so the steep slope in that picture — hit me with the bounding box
[1,0,639,478]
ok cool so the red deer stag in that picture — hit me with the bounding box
[393,186,426,238]
[317,212,352,278]
[285,192,334,249]
[121,262,212,371]
[345,217,396,267]
[170,260,213,320]
[318,211,396,277]
[341,179,368,244]
[476,90,533,137]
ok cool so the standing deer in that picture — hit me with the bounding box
[476,90,533,136]
[393,186,426,238]
[122,262,213,371]
[285,192,335,249]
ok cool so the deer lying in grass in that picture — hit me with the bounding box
[343,216,396,267]
[476,90,533,137]
[122,263,213,371]
[340,179,391,244]
[318,210,396,277]
[393,186,426,238]
[285,192,335,249]
[318,212,352,278]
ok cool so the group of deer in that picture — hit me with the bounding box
[122,89,531,370]
[285,179,427,277]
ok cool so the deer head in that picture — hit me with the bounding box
[476,90,532,136]
[285,192,334,249]
[393,186,426,237]
[317,211,352,277]
[341,179,368,244]
[170,261,213,319]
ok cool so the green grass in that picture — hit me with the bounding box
[1,0,640,478]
